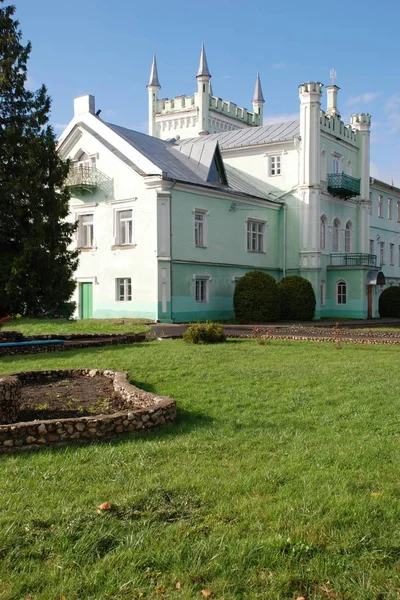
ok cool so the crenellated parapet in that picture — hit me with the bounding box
[320,110,358,144]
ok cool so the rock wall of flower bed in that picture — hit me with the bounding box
[0,369,175,452]
[0,375,20,424]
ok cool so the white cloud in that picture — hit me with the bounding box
[54,123,68,131]
[347,91,381,107]
[263,113,298,125]
[272,62,286,70]
[385,94,400,113]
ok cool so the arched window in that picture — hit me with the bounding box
[345,221,352,253]
[337,280,347,304]
[320,215,327,249]
[320,280,326,306]
[332,218,340,252]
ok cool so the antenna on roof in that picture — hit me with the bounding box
[330,68,337,85]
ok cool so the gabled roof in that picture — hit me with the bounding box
[178,121,300,150]
[104,122,276,202]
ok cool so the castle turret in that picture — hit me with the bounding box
[147,54,161,137]
[196,43,211,135]
[351,113,372,253]
[252,72,265,125]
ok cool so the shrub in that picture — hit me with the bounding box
[379,286,400,317]
[278,275,316,321]
[183,322,226,344]
[233,271,280,323]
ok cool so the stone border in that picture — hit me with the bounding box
[0,369,176,453]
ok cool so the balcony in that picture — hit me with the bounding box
[327,173,361,200]
[329,253,377,267]
[64,165,113,197]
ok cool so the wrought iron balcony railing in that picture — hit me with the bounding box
[329,253,377,267]
[64,165,113,197]
[327,173,361,200]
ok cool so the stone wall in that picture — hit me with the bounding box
[0,375,20,424]
[0,369,176,452]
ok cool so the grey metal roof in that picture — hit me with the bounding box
[105,122,276,202]
[178,120,300,150]
[147,54,161,88]
[252,72,265,103]
[197,43,211,78]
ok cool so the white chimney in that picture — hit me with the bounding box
[326,85,340,118]
[74,94,95,117]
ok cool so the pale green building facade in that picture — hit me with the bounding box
[59,46,400,322]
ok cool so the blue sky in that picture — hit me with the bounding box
[13,0,400,185]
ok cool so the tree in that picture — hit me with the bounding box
[0,1,78,317]
[233,271,280,322]
[278,275,316,321]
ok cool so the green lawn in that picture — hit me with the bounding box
[1,317,150,336]
[1,340,400,599]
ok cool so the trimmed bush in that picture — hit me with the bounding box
[379,286,400,317]
[278,275,316,321]
[233,271,280,323]
[183,322,226,345]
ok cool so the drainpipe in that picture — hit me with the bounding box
[283,202,287,277]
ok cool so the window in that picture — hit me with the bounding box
[78,214,94,248]
[337,281,347,305]
[378,195,383,218]
[390,243,394,265]
[369,239,375,255]
[345,221,352,253]
[398,245,400,267]
[320,280,326,306]
[269,155,281,176]
[388,198,392,220]
[116,278,132,301]
[320,215,326,250]
[380,241,385,265]
[116,209,133,245]
[332,157,340,174]
[194,210,207,247]
[397,201,400,222]
[247,219,265,252]
[74,151,96,168]
[195,278,208,303]
[332,218,340,252]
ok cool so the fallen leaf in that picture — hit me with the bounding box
[296,597,306,600]
[371,491,383,498]
[176,581,182,589]
[155,587,166,594]
[96,501,112,513]
[201,590,212,598]
[61,596,66,600]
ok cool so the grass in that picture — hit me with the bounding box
[1,317,150,336]
[1,339,400,599]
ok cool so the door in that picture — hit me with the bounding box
[367,285,373,319]
[80,282,93,319]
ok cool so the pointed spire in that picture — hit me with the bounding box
[252,72,265,103]
[197,43,211,78]
[147,54,161,88]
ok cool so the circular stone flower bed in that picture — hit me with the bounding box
[0,369,176,452]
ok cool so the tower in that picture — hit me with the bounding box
[351,113,372,253]
[252,72,265,125]
[147,54,161,137]
[196,43,211,135]
[298,82,323,314]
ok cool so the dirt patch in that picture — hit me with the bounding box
[19,375,127,421]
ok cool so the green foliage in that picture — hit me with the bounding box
[378,286,400,317]
[0,2,78,318]
[233,270,280,322]
[278,275,316,321]
[183,322,226,344]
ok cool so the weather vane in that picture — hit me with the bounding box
[330,68,337,85]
